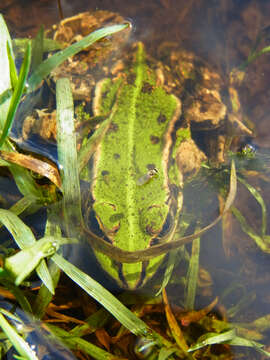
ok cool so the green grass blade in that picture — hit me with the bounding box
[33,260,60,318]
[0,41,31,147]
[0,88,12,107]
[31,26,44,72]
[188,329,236,351]
[0,208,36,248]
[155,250,178,297]
[0,14,13,127]
[33,206,62,318]
[6,41,18,89]
[238,176,267,236]
[28,23,129,92]
[13,38,64,58]
[47,323,125,360]
[78,114,112,174]
[228,336,270,357]
[52,253,150,337]
[232,206,270,253]
[0,281,32,314]
[56,78,83,236]
[9,164,43,201]
[240,45,270,70]
[184,237,200,310]
[0,312,38,360]
[7,195,37,217]
[158,347,177,360]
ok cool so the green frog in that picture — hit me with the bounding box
[81,41,249,289]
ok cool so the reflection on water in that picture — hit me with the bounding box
[1,0,270,358]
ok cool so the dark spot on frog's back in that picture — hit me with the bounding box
[150,135,160,144]
[157,113,167,124]
[114,153,120,160]
[109,122,119,132]
[110,213,124,223]
[101,170,109,176]
[141,82,154,94]
[126,73,136,85]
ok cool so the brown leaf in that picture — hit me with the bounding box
[162,288,188,353]
[95,328,111,351]
[0,150,61,188]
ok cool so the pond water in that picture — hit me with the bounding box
[1,0,270,359]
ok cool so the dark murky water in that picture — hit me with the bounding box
[1,0,270,359]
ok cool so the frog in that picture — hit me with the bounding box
[81,41,249,289]
[20,12,251,289]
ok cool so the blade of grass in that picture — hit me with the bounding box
[184,236,200,310]
[158,348,177,360]
[228,336,270,357]
[0,312,38,360]
[56,77,82,236]
[155,250,178,297]
[238,176,267,236]
[231,206,270,253]
[33,205,62,318]
[47,323,128,360]
[31,26,44,72]
[28,23,129,92]
[188,329,236,351]
[0,280,32,314]
[240,45,270,70]
[78,113,113,174]
[13,38,64,58]
[52,253,150,337]
[0,208,36,248]
[0,14,13,127]
[6,195,37,218]
[0,88,13,106]
[0,41,31,147]
[6,41,18,89]
[9,163,44,200]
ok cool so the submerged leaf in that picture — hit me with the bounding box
[0,311,39,360]
[163,289,189,354]
[188,329,236,351]
[0,150,61,188]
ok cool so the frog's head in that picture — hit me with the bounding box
[92,196,172,289]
